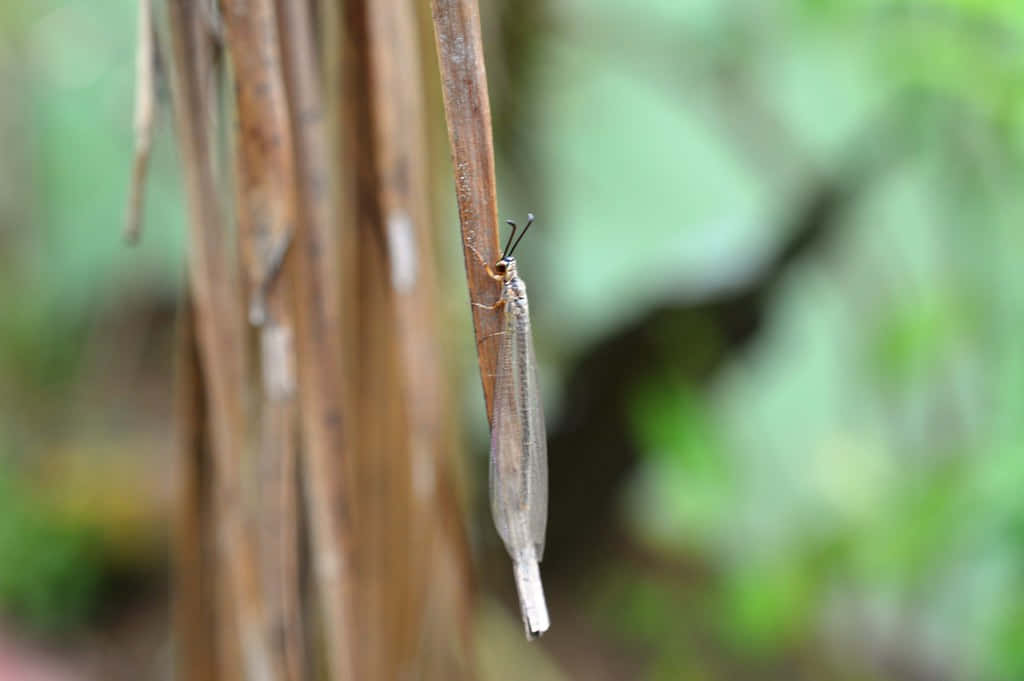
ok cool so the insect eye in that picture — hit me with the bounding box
[495,262,507,274]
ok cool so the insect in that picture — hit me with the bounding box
[477,213,550,639]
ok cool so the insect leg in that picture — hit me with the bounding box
[474,328,508,350]
[465,242,503,282]
[471,297,506,312]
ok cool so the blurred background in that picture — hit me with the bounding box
[2,0,1024,679]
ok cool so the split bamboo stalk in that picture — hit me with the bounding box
[334,0,475,677]
[157,0,478,677]
[163,2,273,679]
[367,0,456,675]
[336,2,416,675]
[275,0,360,678]
[218,1,305,679]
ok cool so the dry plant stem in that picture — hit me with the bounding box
[416,5,480,671]
[337,3,404,676]
[172,297,216,681]
[124,0,156,245]
[429,0,504,421]
[220,0,295,324]
[276,1,359,678]
[255,344,303,681]
[338,1,477,674]
[338,0,440,672]
[218,0,307,679]
[362,0,459,674]
[164,3,270,680]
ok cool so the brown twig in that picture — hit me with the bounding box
[356,0,472,675]
[172,295,217,681]
[124,0,156,245]
[220,0,296,328]
[335,2,411,675]
[164,2,270,680]
[218,1,307,679]
[275,0,359,678]
[429,0,504,421]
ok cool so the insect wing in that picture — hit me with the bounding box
[521,314,547,559]
[489,304,523,554]
[488,294,548,562]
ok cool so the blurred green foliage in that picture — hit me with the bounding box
[0,471,105,634]
[0,0,184,411]
[0,0,176,637]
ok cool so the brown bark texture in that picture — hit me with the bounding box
[148,0,483,678]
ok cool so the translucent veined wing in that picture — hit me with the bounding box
[489,301,526,555]
[521,310,547,560]
[489,291,548,561]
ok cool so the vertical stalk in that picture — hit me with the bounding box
[124,0,156,245]
[276,0,360,678]
[429,0,504,422]
[164,2,270,679]
[172,295,217,681]
[218,0,305,678]
[335,0,474,677]
[158,0,479,677]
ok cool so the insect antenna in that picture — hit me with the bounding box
[506,213,534,257]
[502,219,519,258]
